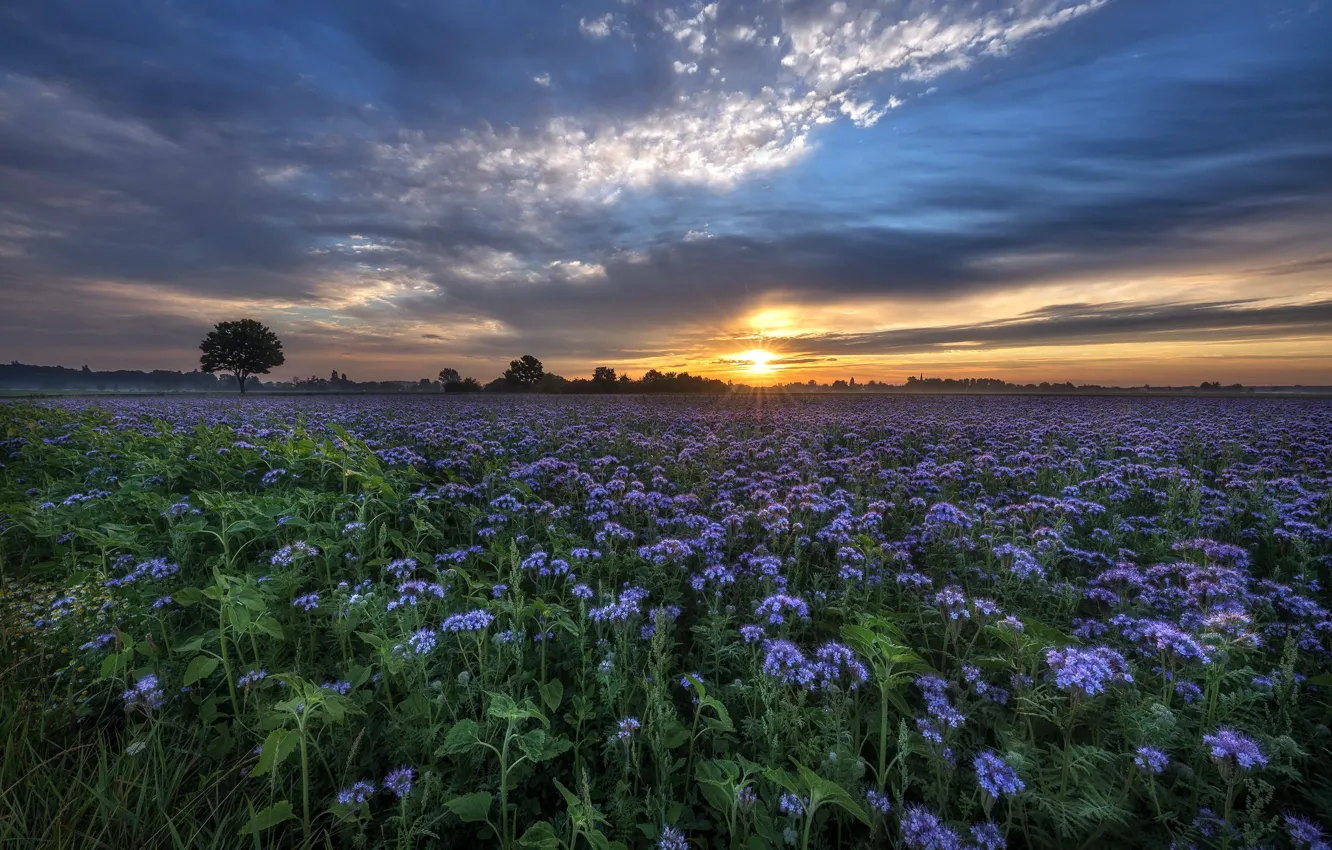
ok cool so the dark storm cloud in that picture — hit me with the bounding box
[792,299,1332,355]
[0,0,1329,372]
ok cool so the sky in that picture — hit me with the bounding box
[1,0,1330,386]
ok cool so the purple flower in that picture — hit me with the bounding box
[932,585,970,619]
[755,593,810,625]
[1044,646,1133,696]
[779,792,808,816]
[383,765,414,798]
[337,780,376,807]
[292,593,320,611]
[237,669,268,689]
[270,542,319,566]
[657,825,687,850]
[974,751,1025,798]
[589,585,650,623]
[442,609,494,632]
[1202,728,1267,770]
[865,787,892,815]
[81,633,116,651]
[739,624,766,643]
[385,557,418,580]
[1135,746,1168,774]
[406,627,438,655]
[900,804,964,850]
[616,716,641,741]
[122,674,166,714]
[1283,813,1328,848]
[971,822,1006,850]
[761,639,815,689]
[812,641,869,690]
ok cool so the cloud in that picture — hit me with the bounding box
[788,299,1332,355]
[579,14,621,39]
[0,0,1329,380]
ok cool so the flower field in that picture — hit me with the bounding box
[1,395,1330,849]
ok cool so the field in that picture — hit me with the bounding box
[1,395,1330,849]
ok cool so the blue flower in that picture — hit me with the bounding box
[383,765,414,798]
[974,751,1025,798]
[1134,746,1168,774]
[971,821,1005,850]
[657,825,687,850]
[292,593,320,611]
[1202,728,1267,770]
[406,628,439,655]
[122,674,165,714]
[442,609,494,632]
[900,804,963,850]
[337,780,376,808]
[616,716,641,741]
[1044,646,1133,696]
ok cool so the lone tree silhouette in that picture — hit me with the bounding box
[199,319,285,394]
[503,354,544,388]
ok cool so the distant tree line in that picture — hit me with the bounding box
[0,318,1271,395]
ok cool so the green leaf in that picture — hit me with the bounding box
[446,792,494,823]
[173,635,206,655]
[516,729,549,762]
[182,655,219,686]
[700,696,734,732]
[356,631,385,649]
[254,616,284,640]
[99,652,122,680]
[539,679,563,712]
[438,719,481,756]
[486,691,520,719]
[347,664,372,690]
[552,779,580,809]
[764,768,799,796]
[239,801,293,836]
[250,729,299,777]
[697,778,733,817]
[174,587,203,606]
[797,765,870,826]
[660,719,689,749]
[519,821,561,849]
[684,673,706,700]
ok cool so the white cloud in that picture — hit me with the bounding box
[579,14,620,39]
[533,73,552,87]
[546,259,608,280]
[839,97,893,128]
[371,1,1106,240]
[779,0,1108,93]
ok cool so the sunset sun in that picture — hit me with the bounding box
[741,349,777,374]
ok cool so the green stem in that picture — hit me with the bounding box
[219,604,238,712]
[300,722,311,841]
[878,683,890,788]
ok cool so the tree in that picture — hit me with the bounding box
[592,366,617,383]
[438,367,461,385]
[199,319,285,394]
[503,355,545,388]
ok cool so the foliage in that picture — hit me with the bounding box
[504,355,546,388]
[198,318,286,393]
[1,395,1330,849]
